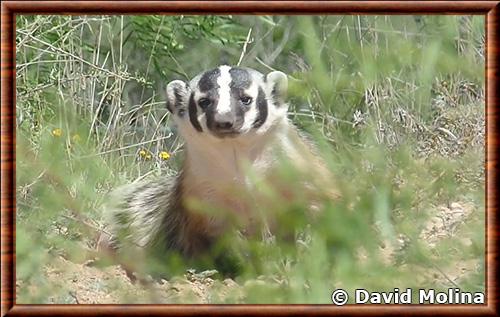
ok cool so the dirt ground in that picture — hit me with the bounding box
[17,201,481,304]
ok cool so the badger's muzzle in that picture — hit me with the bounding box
[207,110,244,137]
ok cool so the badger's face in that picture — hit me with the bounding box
[166,66,288,140]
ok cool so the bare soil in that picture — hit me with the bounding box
[18,201,481,304]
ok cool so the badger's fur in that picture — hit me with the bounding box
[101,65,338,275]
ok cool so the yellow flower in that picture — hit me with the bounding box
[159,151,171,160]
[52,128,63,137]
[71,134,81,143]
[139,149,152,160]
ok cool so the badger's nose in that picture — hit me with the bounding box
[215,121,234,130]
[213,113,235,130]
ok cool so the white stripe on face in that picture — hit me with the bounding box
[216,65,232,114]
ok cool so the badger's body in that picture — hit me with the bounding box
[102,66,337,274]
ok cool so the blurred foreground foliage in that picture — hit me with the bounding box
[16,15,484,303]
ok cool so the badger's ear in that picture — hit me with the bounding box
[166,80,190,116]
[266,71,288,106]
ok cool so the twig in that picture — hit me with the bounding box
[436,127,458,141]
[60,214,116,241]
[69,291,80,304]
[237,28,253,66]
[267,25,290,65]
[431,263,461,288]
[255,57,300,82]
[17,30,132,80]
[74,134,173,160]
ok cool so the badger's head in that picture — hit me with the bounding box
[166,66,288,141]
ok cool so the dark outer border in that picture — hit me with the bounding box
[1,1,498,316]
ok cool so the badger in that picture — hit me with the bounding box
[99,65,338,277]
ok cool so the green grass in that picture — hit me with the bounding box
[16,15,484,304]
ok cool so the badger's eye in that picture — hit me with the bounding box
[198,98,212,109]
[240,96,253,105]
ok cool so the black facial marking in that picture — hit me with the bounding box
[178,108,186,118]
[198,68,221,92]
[229,68,253,113]
[235,102,245,125]
[188,93,203,132]
[229,68,251,90]
[252,87,268,129]
[205,101,216,131]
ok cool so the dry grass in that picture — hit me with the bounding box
[15,15,485,304]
